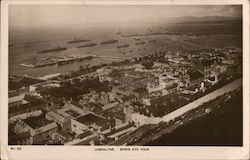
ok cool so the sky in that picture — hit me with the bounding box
[9,5,242,28]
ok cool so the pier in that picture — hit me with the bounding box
[93,55,132,60]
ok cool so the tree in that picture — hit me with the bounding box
[79,65,85,71]
[110,69,122,78]
[142,60,154,69]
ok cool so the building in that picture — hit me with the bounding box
[162,83,179,96]
[131,112,162,127]
[46,110,73,131]
[102,105,126,127]
[71,114,109,136]
[13,115,58,144]
[8,87,29,98]
[46,103,90,131]
[186,70,204,87]
[9,131,32,145]
[8,75,45,97]
[195,60,213,79]
[123,105,134,122]
[8,94,27,108]
[9,95,48,117]
[65,101,90,116]
[112,84,132,96]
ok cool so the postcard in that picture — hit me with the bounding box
[1,0,249,160]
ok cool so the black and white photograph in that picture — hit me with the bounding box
[1,1,249,160]
[7,4,244,146]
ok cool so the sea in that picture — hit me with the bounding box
[9,21,242,77]
[9,24,167,77]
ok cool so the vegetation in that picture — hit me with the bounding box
[141,60,154,69]
[40,77,110,101]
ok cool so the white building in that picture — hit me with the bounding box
[131,113,162,127]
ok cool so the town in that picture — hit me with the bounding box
[8,47,242,145]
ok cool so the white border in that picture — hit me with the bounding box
[1,1,249,160]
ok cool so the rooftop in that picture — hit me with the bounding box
[75,114,108,127]
[23,95,47,107]
[102,106,125,121]
[165,83,178,90]
[201,60,214,67]
[9,76,45,90]
[8,94,25,104]
[187,70,204,81]
[102,102,119,111]
[71,101,83,109]
[65,109,80,117]
[46,111,67,123]
[30,122,57,136]
[23,114,53,129]
[11,131,31,142]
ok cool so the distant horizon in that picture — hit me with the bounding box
[9,5,242,28]
[9,15,242,30]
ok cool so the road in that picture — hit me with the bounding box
[162,78,242,122]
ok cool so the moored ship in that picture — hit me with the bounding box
[135,41,146,45]
[148,39,156,43]
[67,38,90,44]
[37,47,67,54]
[100,39,118,45]
[117,43,130,49]
[77,43,97,48]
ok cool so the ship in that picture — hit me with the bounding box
[77,55,93,61]
[122,33,140,37]
[115,31,122,35]
[148,39,156,43]
[35,62,58,67]
[67,38,90,44]
[117,44,130,49]
[20,61,58,68]
[37,47,67,54]
[57,55,93,65]
[135,41,145,45]
[100,39,118,45]
[77,43,97,48]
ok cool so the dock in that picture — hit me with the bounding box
[93,55,132,60]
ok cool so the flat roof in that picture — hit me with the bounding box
[75,114,108,127]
